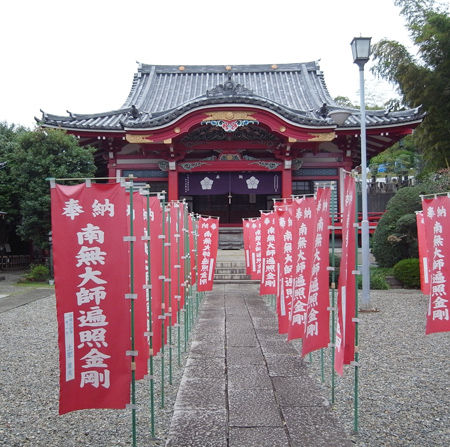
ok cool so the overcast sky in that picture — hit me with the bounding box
[1,0,416,129]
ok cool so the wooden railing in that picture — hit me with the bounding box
[331,211,384,235]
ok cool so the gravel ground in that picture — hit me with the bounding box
[1,289,449,446]
[0,294,190,447]
[300,289,450,446]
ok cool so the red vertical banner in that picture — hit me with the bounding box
[422,195,450,334]
[335,175,356,376]
[254,218,262,280]
[52,183,130,414]
[148,196,163,356]
[416,211,431,295]
[188,214,196,286]
[170,204,180,324]
[260,212,277,295]
[178,203,186,308]
[275,205,293,334]
[288,197,316,341]
[197,217,220,291]
[243,219,252,275]
[131,191,149,380]
[162,205,171,331]
[248,219,258,279]
[302,189,331,356]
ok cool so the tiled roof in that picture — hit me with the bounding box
[38,62,424,131]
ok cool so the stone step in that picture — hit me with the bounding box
[215,268,247,274]
[214,274,252,281]
[385,275,403,289]
[216,261,246,267]
[214,279,259,284]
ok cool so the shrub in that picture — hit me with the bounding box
[392,258,420,288]
[25,264,50,282]
[370,273,390,290]
[372,170,450,268]
[372,185,424,267]
[356,270,390,290]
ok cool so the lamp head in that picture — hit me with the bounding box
[328,110,351,126]
[351,37,371,68]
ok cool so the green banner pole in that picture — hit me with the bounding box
[160,197,166,408]
[183,211,189,353]
[188,217,195,338]
[167,205,173,386]
[127,179,137,447]
[330,206,337,405]
[320,348,325,383]
[175,202,182,367]
[144,191,156,438]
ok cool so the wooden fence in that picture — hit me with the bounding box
[0,255,31,270]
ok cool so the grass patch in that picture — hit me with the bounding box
[16,280,54,288]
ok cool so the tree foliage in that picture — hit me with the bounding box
[0,123,27,245]
[372,168,450,267]
[371,0,450,171]
[1,125,96,250]
[334,96,356,108]
[369,135,421,176]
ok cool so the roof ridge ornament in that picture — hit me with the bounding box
[129,105,140,119]
[319,103,329,118]
[206,73,253,97]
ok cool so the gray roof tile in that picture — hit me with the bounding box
[39,62,424,131]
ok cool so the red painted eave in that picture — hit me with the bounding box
[123,106,335,143]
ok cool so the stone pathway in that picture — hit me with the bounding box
[0,270,54,313]
[166,283,352,447]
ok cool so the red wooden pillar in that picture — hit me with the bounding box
[168,166,178,201]
[281,163,292,198]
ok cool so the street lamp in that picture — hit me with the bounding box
[351,36,371,309]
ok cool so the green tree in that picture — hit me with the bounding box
[0,122,27,247]
[7,128,96,250]
[334,96,356,108]
[372,168,450,267]
[371,0,450,171]
[369,135,419,176]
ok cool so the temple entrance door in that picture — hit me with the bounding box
[193,194,271,224]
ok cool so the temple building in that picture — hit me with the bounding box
[38,62,423,241]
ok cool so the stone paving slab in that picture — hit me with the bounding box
[254,327,287,340]
[192,330,225,345]
[166,283,352,446]
[229,427,290,447]
[184,357,225,379]
[282,406,353,447]
[226,331,258,347]
[166,409,227,447]
[265,353,308,377]
[227,364,273,390]
[259,339,299,356]
[174,377,225,410]
[252,316,279,329]
[228,388,282,427]
[272,376,330,407]
[189,340,225,358]
[227,346,265,366]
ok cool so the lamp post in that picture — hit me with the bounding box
[351,36,371,309]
